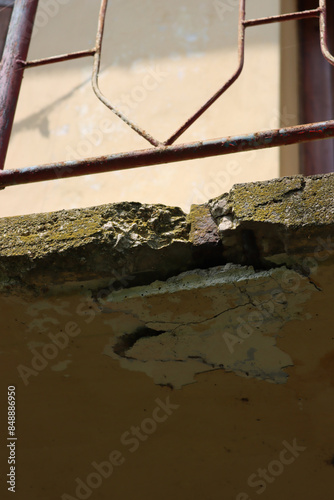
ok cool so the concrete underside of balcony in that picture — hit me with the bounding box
[1,173,334,499]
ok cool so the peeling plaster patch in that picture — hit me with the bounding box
[51,360,72,372]
[103,264,316,389]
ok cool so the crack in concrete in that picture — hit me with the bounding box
[251,179,306,209]
[110,297,255,360]
[1,174,332,390]
[102,264,317,389]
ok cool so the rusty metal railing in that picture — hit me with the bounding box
[0,0,333,189]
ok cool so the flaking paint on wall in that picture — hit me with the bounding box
[102,264,316,388]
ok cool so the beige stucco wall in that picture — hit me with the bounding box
[3,265,334,500]
[2,264,334,500]
[0,0,281,217]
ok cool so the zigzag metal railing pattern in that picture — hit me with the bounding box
[0,0,333,188]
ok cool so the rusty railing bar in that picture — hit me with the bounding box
[1,0,334,180]
[0,0,39,170]
[91,0,162,147]
[243,8,322,27]
[23,49,96,68]
[1,119,334,189]
[319,0,334,66]
[163,0,246,147]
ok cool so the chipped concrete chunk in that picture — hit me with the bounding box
[0,173,332,391]
[208,174,334,266]
[0,202,191,291]
[209,174,334,225]
[103,264,316,389]
[1,173,333,293]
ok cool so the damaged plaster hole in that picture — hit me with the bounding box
[103,265,317,389]
[113,326,165,358]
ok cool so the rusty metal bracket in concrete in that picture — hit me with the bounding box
[0,0,334,187]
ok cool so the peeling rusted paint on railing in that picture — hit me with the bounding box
[0,0,334,185]
[1,120,334,189]
[0,0,39,170]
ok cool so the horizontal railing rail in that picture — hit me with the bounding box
[0,0,333,189]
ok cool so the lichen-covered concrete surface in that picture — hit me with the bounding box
[0,173,334,500]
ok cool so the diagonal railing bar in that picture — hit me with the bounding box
[0,0,334,188]
[91,0,162,147]
[163,0,246,146]
[163,0,334,145]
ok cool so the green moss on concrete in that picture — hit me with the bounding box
[210,174,334,227]
[0,202,192,291]
[208,173,334,267]
[0,202,189,257]
[1,173,333,293]
[187,204,213,243]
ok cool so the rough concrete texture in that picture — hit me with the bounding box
[0,202,191,292]
[0,173,333,388]
[209,173,334,266]
[1,173,333,294]
[102,264,316,388]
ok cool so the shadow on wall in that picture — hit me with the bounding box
[27,0,278,67]
[11,75,91,139]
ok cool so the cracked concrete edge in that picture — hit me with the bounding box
[101,264,317,388]
[207,173,334,267]
[0,202,192,293]
[0,173,333,294]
